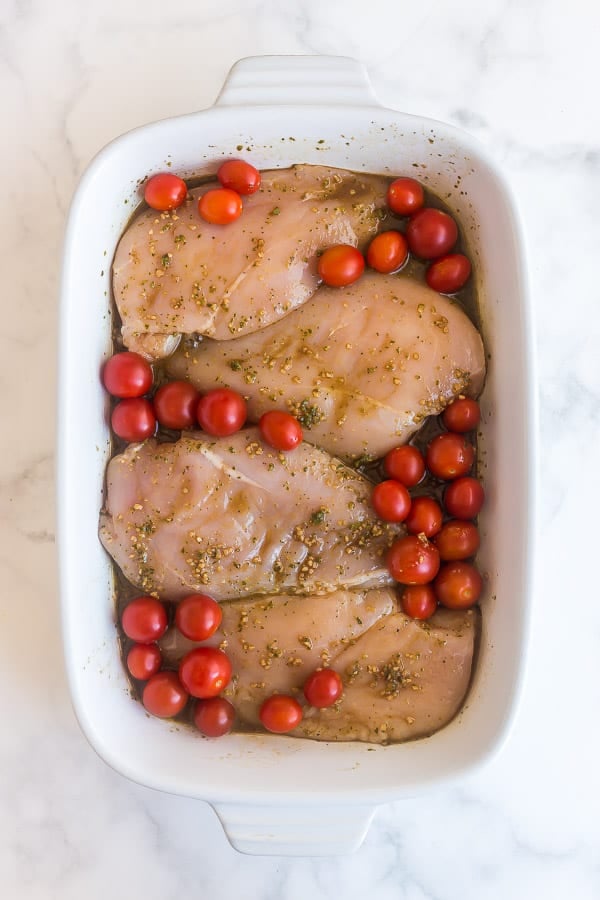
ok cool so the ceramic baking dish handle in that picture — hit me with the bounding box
[213,801,377,856]
[215,55,381,108]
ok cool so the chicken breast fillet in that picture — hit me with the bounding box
[161,587,396,695]
[298,606,477,743]
[99,430,398,601]
[160,591,478,744]
[112,165,388,358]
[167,273,485,461]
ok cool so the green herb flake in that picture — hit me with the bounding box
[228,359,243,371]
[292,399,324,430]
[139,519,156,536]
[380,654,409,698]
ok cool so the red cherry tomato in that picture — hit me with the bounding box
[259,695,303,734]
[366,231,408,273]
[442,398,480,433]
[371,480,411,523]
[435,562,483,609]
[426,433,475,480]
[426,254,471,294]
[303,669,343,708]
[196,388,247,436]
[444,477,485,519]
[401,585,438,620]
[383,445,425,487]
[121,597,167,643]
[126,643,162,680]
[434,520,480,560]
[259,410,303,451]
[153,381,199,430]
[404,495,443,537]
[217,159,261,195]
[386,535,440,585]
[178,647,232,699]
[193,697,235,737]
[317,245,365,287]
[142,671,189,718]
[386,177,424,216]
[198,188,243,225]
[111,398,156,442]
[103,352,153,399]
[406,208,458,259]
[144,173,187,211]
[175,594,222,642]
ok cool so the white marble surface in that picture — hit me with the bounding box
[1,0,599,895]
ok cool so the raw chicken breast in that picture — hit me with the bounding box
[160,592,478,744]
[160,587,396,701]
[112,165,388,358]
[99,429,398,601]
[298,607,477,743]
[167,273,485,461]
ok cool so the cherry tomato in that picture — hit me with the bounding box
[444,477,485,519]
[121,597,167,643]
[434,562,483,609]
[259,410,303,451]
[366,231,408,273]
[317,245,365,287]
[401,585,438,620]
[193,697,235,737]
[426,254,471,294]
[386,177,424,216]
[144,173,187,211]
[217,159,261,195]
[178,647,232,699]
[426,433,475,480]
[142,671,189,718]
[371,480,411,523]
[406,208,458,259]
[198,188,243,225]
[383,445,425,487]
[404,495,443,537]
[442,397,480,433]
[259,695,303,734]
[102,352,153,399]
[303,669,343,708]
[434,520,480,560]
[386,535,440,585]
[126,643,162,680]
[175,594,222,642]
[153,381,199,430]
[111,398,156,442]
[196,388,247,437]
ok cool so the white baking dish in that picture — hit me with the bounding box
[57,55,535,856]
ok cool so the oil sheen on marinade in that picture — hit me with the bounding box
[108,164,483,742]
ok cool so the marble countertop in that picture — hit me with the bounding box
[2,0,599,896]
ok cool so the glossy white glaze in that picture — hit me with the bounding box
[2,0,599,893]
